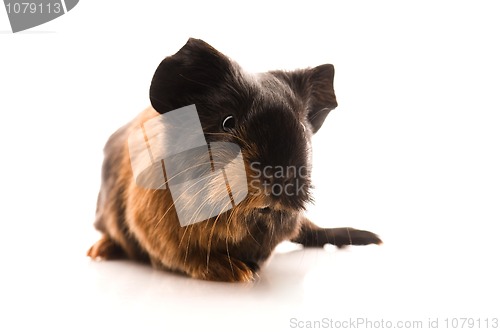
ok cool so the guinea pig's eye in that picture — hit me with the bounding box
[221,115,236,132]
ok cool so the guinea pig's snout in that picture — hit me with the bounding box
[243,109,313,210]
[261,168,297,195]
[248,163,311,211]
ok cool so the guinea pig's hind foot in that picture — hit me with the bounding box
[87,235,125,260]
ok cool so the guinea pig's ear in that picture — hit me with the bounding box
[307,64,338,133]
[272,64,338,133]
[150,38,232,114]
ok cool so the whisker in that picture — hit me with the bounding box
[178,177,234,248]
[225,220,235,279]
[154,172,217,230]
[206,199,233,272]
[183,224,195,267]
[152,161,215,193]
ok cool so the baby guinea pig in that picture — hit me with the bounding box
[87,38,381,282]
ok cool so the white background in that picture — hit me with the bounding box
[1,1,499,331]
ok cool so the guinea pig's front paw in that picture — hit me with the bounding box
[190,255,256,282]
[331,227,383,248]
[293,220,383,248]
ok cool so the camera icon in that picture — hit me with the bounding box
[128,104,248,227]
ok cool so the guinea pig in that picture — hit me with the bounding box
[87,38,381,282]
